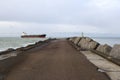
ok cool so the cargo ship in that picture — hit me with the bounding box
[21,32,46,38]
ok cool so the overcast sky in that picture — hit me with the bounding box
[0,0,120,37]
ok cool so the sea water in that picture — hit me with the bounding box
[0,37,120,51]
[0,37,47,51]
[92,37,120,47]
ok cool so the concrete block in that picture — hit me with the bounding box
[88,41,99,50]
[110,44,120,59]
[73,37,81,45]
[97,44,112,55]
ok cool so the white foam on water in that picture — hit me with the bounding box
[0,37,47,52]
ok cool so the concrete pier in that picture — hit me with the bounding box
[3,39,110,80]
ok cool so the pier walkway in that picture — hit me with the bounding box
[5,40,110,80]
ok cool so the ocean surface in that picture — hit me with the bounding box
[92,37,120,47]
[0,37,120,51]
[0,37,47,51]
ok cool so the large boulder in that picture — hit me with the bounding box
[96,44,112,55]
[74,37,81,45]
[16,47,25,51]
[0,48,15,55]
[87,41,99,50]
[77,38,94,50]
[78,38,86,47]
[77,37,99,50]
[110,44,120,59]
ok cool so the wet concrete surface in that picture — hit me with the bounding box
[5,40,110,80]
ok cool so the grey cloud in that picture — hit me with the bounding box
[0,0,120,34]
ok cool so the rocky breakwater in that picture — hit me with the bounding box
[0,39,52,80]
[109,45,120,60]
[68,37,120,66]
[69,37,99,50]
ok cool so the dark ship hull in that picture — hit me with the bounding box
[21,34,46,38]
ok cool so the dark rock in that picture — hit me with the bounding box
[36,41,44,44]
[7,48,15,51]
[0,48,15,55]
[24,44,35,50]
[16,47,25,51]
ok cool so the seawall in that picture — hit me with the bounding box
[0,37,120,80]
[0,38,53,80]
[68,37,120,66]
[3,39,110,80]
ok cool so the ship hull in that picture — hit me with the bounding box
[21,34,46,38]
